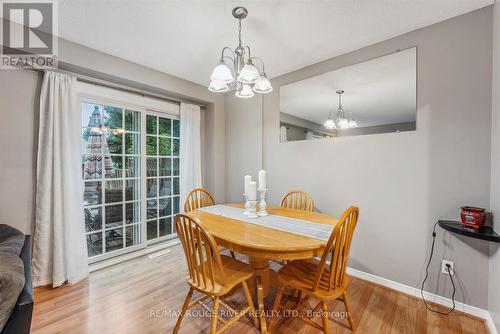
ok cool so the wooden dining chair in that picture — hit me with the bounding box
[269,206,359,333]
[184,188,216,213]
[184,188,235,258]
[173,214,259,334]
[280,190,315,212]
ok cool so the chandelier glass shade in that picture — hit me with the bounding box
[253,74,273,93]
[209,7,272,98]
[208,79,229,93]
[210,62,234,83]
[238,62,260,84]
[323,118,336,130]
[235,84,254,98]
[324,90,358,130]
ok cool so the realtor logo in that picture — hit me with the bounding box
[1,0,57,69]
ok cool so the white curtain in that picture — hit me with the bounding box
[179,103,202,210]
[32,71,89,287]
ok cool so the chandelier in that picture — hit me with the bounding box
[324,90,358,129]
[208,7,272,98]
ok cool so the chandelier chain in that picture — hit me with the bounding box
[238,19,242,47]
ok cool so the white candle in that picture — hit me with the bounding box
[258,170,267,190]
[248,181,257,201]
[244,175,252,194]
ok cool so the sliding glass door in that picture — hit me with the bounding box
[145,112,181,242]
[81,100,179,263]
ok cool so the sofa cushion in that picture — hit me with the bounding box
[0,225,25,256]
[0,252,25,332]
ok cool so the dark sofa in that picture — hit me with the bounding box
[0,228,33,334]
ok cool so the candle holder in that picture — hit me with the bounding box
[247,200,258,218]
[243,193,250,216]
[257,188,268,216]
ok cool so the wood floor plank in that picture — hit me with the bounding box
[390,293,417,334]
[32,245,488,334]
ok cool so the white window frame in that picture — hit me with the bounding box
[78,82,180,264]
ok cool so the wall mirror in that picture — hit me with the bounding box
[279,47,416,142]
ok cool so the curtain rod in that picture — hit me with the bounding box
[26,66,207,109]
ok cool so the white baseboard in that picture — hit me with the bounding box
[346,267,497,334]
[485,313,499,334]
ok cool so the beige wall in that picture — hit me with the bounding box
[0,70,42,234]
[489,2,500,331]
[225,94,262,202]
[0,37,226,234]
[226,6,493,308]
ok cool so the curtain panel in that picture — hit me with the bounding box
[32,71,89,287]
[179,103,202,210]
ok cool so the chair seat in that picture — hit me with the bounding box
[278,259,349,300]
[187,255,254,296]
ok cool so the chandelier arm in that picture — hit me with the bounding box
[249,56,266,74]
[223,55,235,64]
[244,45,252,62]
[221,46,236,61]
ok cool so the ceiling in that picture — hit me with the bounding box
[55,0,492,86]
[280,48,416,127]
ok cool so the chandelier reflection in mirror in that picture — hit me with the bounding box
[324,90,358,129]
[208,7,272,98]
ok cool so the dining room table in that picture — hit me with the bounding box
[188,203,338,334]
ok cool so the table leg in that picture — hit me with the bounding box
[248,257,270,297]
[248,257,270,333]
[256,276,268,334]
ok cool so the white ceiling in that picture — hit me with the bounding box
[280,48,416,127]
[55,0,492,86]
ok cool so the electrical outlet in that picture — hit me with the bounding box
[441,260,454,275]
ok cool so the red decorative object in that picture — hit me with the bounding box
[460,206,486,230]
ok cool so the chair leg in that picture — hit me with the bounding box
[321,301,330,334]
[230,251,236,258]
[173,287,194,334]
[211,296,220,334]
[268,285,285,330]
[296,290,302,304]
[343,292,355,331]
[242,280,259,328]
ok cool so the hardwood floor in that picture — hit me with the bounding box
[32,245,487,334]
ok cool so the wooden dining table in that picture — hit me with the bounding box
[188,204,338,333]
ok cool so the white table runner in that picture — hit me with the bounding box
[198,205,333,241]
